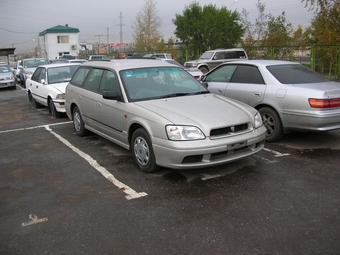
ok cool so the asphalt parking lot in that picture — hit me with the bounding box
[1,84,340,255]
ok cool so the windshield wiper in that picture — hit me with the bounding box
[157,93,190,99]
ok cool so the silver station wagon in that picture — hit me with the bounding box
[65,60,267,173]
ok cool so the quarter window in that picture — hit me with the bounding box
[71,67,91,87]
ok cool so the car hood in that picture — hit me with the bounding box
[49,82,68,93]
[135,94,256,132]
[24,67,37,72]
[0,72,14,79]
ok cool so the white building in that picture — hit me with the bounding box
[39,24,80,60]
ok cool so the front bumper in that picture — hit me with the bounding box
[152,126,267,169]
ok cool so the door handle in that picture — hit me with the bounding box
[217,89,223,93]
[96,102,101,108]
[254,92,262,96]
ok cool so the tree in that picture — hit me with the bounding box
[173,2,244,59]
[262,12,294,59]
[132,0,162,52]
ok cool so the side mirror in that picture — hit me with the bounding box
[40,79,46,84]
[103,91,121,101]
[198,75,206,82]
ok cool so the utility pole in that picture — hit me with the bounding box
[95,34,103,54]
[116,12,126,45]
[107,28,109,55]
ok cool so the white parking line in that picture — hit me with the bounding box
[1,122,147,200]
[263,147,290,157]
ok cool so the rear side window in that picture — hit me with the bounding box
[71,67,91,86]
[83,69,104,93]
[230,65,265,84]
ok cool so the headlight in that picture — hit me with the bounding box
[254,112,263,129]
[56,94,65,99]
[166,125,205,140]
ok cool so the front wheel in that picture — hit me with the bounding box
[28,92,40,109]
[131,128,160,173]
[199,66,209,74]
[259,107,284,142]
[72,106,89,136]
[49,98,61,118]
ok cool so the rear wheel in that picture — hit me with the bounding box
[72,106,89,136]
[259,107,284,142]
[131,128,160,173]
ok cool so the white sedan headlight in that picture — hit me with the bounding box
[56,93,65,99]
[254,112,263,129]
[166,125,205,140]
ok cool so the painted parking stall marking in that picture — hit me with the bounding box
[1,122,147,200]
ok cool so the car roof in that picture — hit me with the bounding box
[205,48,246,53]
[36,63,81,69]
[222,59,301,67]
[81,59,179,71]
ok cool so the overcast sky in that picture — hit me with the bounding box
[0,0,314,53]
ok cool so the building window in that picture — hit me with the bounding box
[57,36,69,44]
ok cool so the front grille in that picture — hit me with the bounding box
[210,123,249,138]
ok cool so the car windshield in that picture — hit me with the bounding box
[47,65,80,84]
[24,59,48,68]
[121,67,210,102]
[199,52,214,60]
[0,65,11,73]
[267,64,329,84]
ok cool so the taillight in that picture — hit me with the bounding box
[309,98,340,108]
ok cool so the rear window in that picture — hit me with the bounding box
[267,64,329,84]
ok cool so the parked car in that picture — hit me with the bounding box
[127,53,146,59]
[0,63,16,90]
[16,58,49,87]
[49,59,68,64]
[159,58,203,80]
[86,55,110,61]
[67,59,86,64]
[143,53,172,59]
[26,63,80,118]
[200,59,340,142]
[65,59,266,173]
[184,48,248,74]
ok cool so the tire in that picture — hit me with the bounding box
[48,98,61,118]
[259,107,284,142]
[72,106,89,136]
[28,92,40,109]
[199,66,209,74]
[131,128,160,173]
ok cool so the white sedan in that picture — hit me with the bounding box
[27,63,80,118]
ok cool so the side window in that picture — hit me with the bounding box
[83,69,104,93]
[225,51,237,59]
[39,68,46,83]
[31,68,42,82]
[71,67,91,87]
[230,65,265,84]
[205,65,237,82]
[99,70,120,95]
[214,52,225,60]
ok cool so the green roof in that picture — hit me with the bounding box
[39,24,79,36]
